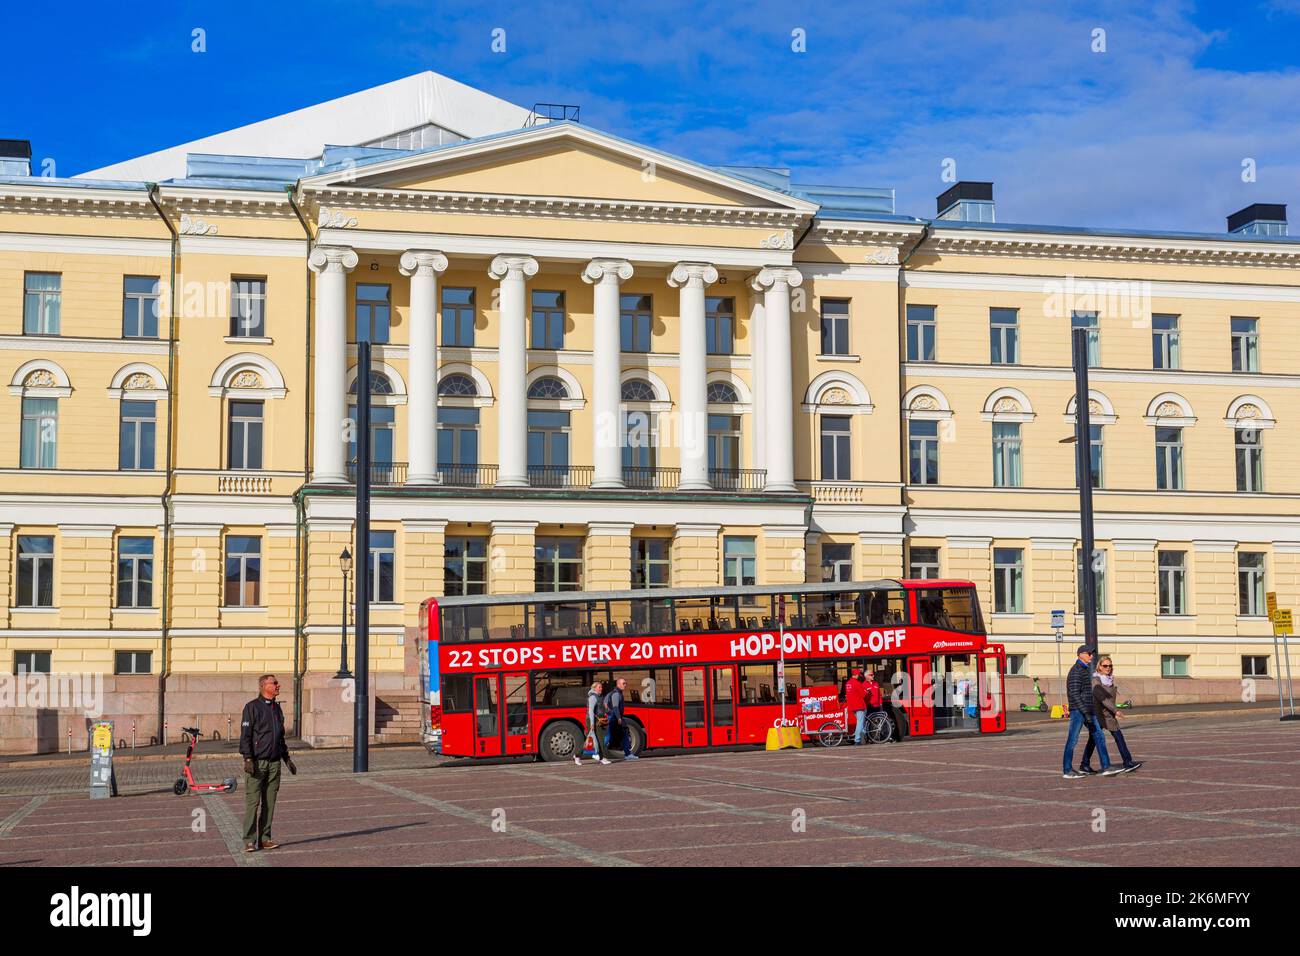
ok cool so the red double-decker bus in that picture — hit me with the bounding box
[418,580,1006,761]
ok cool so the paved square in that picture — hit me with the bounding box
[1,713,1295,866]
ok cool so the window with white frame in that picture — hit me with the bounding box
[441,287,476,347]
[820,415,852,480]
[707,296,735,355]
[123,276,160,338]
[114,651,152,675]
[17,535,55,607]
[535,537,583,592]
[530,290,565,349]
[14,650,51,674]
[20,397,57,469]
[1235,427,1262,492]
[989,308,1018,364]
[227,400,264,470]
[909,419,939,485]
[223,535,261,607]
[354,283,390,344]
[620,293,652,353]
[1161,654,1189,678]
[1072,311,1100,367]
[1152,314,1180,369]
[23,272,61,335]
[820,299,850,356]
[230,277,267,338]
[906,305,936,362]
[1231,317,1259,372]
[723,536,757,587]
[632,538,671,589]
[1155,426,1183,490]
[119,400,157,470]
[116,537,154,608]
[992,422,1022,487]
[368,530,396,603]
[908,546,940,580]
[1157,550,1187,615]
[443,537,488,597]
[1242,655,1268,677]
[993,548,1024,613]
[821,543,853,583]
[1237,552,1266,616]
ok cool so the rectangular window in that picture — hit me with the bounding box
[1238,552,1266,616]
[1235,428,1263,492]
[1077,548,1107,614]
[819,299,850,356]
[707,414,741,478]
[441,287,476,347]
[348,404,396,474]
[1157,550,1187,615]
[908,546,940,580]
[909,419,939,485]
[530,290,565,349]
[119,400,157,470]
[354,283,390,344]
[20,398,57,469]
[114,651,152,675]
[229,278,267,337]
[989,308,1018,364]
[527,410,570,476]
[368,530,395,603]
[707,296,736,355]
[122,276,160,338]
[1087,424,1104,489]
[820,415,852,480]
[1072,311,1100,367]
[992,422,1022,487]
[906,305,936,362]
[116,537,154,608]
[1155,426,1183,490]
[227,401,264,470]
[632,538,671,589]
[444,537,488,596]
[1161,655,1189,678]
[17,535,55,608]
[1006,654,1028,676]
[14,650,51,674]
[1231,317,1259,372]
[993,548,1024,613]
[437,406,480,475]
[821,543,853,583]
[535,538,583,592]
[1152,314,1180,370]
[223,535,261,607]
[620,293,652,353]
[1242,655,1269,677]
[723,536,757,587]
[23,272,61,335]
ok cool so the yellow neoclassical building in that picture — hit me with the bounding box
[2,72,1297,750]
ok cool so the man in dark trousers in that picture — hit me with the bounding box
[239,673,296,851]
[1061,647,1121,779]
[604,677,638,760]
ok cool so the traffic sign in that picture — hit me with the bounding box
[1273,609,1293,636]
[1050,609,1065,630]
[1267,591,1278,618]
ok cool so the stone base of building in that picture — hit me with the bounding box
[1004,675,1288,711]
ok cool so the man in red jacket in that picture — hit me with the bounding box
[845,670,869,745]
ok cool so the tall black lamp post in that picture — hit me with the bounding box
[1072,327,1099,658]
[335,548,353,680]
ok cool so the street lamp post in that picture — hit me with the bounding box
[335,549,353,680]
[1072,327,1100,658]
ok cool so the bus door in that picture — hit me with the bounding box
[680,665,738,747]
[977,646,1007,734]
[905,656,934,737]
[472,673,533,756]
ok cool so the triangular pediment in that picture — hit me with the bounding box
[305,124,816,212]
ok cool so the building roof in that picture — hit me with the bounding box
[75,71,532,182]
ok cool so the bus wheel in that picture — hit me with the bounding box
[539,721,584,762]
[624,720,646,756]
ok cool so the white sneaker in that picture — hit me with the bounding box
[573,755,581,766]
[599,758,612,765]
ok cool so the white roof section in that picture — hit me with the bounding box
[77,71,532,182]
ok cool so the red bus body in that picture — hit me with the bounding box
[418,580,1005,761]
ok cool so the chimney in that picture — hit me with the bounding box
[1227,203,1287,237]
[0,139,32,177]
[937,181,994,223]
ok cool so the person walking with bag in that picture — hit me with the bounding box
[239,674,297,852]
[575,680,613,765]
[1061,647,1122,779]
[604,677,638,760]
[1082,655,1143,773]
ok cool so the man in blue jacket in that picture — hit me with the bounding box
[1062,647,1121,779]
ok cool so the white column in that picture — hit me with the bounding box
[308,245,358,483]
[400,250,449,485]
[751,266,802,492]
[669,261,718,490]
[582,258,634,489]
[489,254,539,487]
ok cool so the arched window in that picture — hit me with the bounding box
[349,372,393,395]
[620,379,656,403]
[528,376,569,400]
[438,374,478,397]
[707,382,739,404]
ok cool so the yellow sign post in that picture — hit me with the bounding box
[1273,609,1293,636]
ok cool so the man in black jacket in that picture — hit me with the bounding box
[1061,647,1120,779]
[239,674,296,851]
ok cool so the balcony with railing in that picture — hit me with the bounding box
[335,461,772,494]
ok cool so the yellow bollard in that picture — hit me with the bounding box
[1050,704,1065,719]
[765,726,803,750]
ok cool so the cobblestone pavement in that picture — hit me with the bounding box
[0,712,1296,866]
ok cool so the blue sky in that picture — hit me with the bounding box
[4,0,1299,231]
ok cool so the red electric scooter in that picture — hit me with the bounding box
[173,727,238,795]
